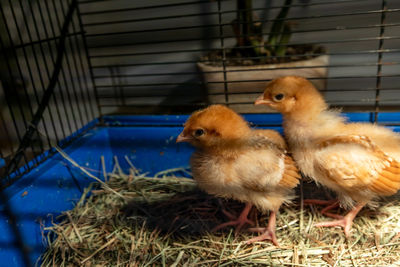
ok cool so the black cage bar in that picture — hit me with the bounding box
[80,0,400,114]
[0,0,98,185]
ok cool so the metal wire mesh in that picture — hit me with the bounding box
[0,0,98,184]
[80,0,400,115]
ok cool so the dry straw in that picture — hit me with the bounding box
[40,155,400,266]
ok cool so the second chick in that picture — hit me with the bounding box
[176,104,300,245]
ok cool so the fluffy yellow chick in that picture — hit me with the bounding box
[255,76,400,236]
[176,105,300,245]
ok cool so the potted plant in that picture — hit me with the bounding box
[197,0,329,112]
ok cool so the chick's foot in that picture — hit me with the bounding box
[246,228,278,246]
[212,203,254,234]
[247,211,279,246]
[314,202,365,237]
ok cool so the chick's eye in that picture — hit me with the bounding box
[273,93,285,101]
[194,129,205,137]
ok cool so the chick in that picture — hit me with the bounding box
[255,76,400,236]
[176,105,300,245]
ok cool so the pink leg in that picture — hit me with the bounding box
[246,211,279,246]
[303,198,338,206]
[314,202,365,237]
[212,203,254,234]
[320,200,342,219]
[304,199,342,219]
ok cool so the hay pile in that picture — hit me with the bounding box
[41,161,400,266]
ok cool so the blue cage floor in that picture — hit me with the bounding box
[1,112,400,266]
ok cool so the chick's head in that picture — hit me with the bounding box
[255,76,327,116]
[176,105,251,148]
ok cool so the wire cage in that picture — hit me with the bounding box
[0,0,399,265]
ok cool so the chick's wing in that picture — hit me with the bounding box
[279,155,301,188]
[233,138,300,193]
[314,135,400,196]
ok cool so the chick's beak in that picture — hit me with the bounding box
[176,132,192,143]
[254,94,272,106]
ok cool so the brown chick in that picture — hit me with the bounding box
[176,105,300,245]
[255,76,400,237]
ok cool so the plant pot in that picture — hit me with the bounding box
[197,55,329,113]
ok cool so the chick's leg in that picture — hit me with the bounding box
[212,202,254,234]
[314,202,365,237]
[246,211,279,246]
[319,200,342,219]
[303,199,338,206]
[304,199,342,219]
